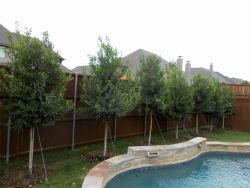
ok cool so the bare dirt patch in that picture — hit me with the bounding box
[0,165,52,188]
[84,150,115,162]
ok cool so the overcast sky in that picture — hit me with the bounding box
[2,0,250,80]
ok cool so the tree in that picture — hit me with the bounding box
[192,74,215,134]
[1,29,72,176]
[209,83,235,130]
[241,80,250,85]
[159,64,194,139]
[81,37,138,156]
[137,55,164,145]
[221,86,235,129]
[207,81,224,131]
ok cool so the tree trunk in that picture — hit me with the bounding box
[176,122,179,139]
[148,109,153,146]
[144,109,147,137]
[6,119,11,164]
[182,120,185,130]
[113,117,117,142]
[222,116,225,129]
[29,127,35,176]
[104,121,109,156]
[210,118,213,132]
[196,113,199,135]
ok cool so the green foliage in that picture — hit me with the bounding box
[222,86,235,116]
[211,83,235,117]
[137,55,164,110]
[241,80,250,85]
[81,37,139,121]
[1,30,72,128]
[192,74,215,114]
[209,81,224,117]
[209,83,235,118]
[159,64,194,121]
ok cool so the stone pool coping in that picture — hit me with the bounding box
[82,137,250,188]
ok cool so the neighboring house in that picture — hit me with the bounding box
[72,48,244,84]
[120,49,244,84]
[0,24,71,73]
[0,24,12,67]
[71,49,169,76]
[123,50,244,84]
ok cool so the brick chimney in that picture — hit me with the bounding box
[176,56,183,71]
[210,63,213,71]
[185,61,191,84]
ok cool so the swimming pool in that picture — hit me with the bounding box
[105,152,250,188]
[82,138,250,188]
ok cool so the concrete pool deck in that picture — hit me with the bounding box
[82,137,250,188]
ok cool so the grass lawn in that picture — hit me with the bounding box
[1,128,250,188]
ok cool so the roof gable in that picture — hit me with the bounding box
[121,49,168,74]
[0,24,15,47]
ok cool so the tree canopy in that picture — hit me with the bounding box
[1,29,72,175]
[81,37,138,121]
[192,74,215,134]
[222,86,235,116]
[2,30,72,128]
[81,37,138,155]
[160,64,194,121]
[159,64,194,138]
[192,74,215,115]
[136,55,164,144]
[209,81,224,118]
[137,55,164,109]
[207,82,235,129]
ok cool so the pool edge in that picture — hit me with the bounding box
[82,138,250,188]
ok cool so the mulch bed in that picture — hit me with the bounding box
[84,150,115,162]
[0,165,52,188]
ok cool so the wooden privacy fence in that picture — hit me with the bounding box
[0,112,206,159]
[0,75,249,159]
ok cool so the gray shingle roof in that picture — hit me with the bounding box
[0,24,16,47]
[59,64,72,74]
[0,24,11,46]
[190,68,243,84]
[71,49,169,76]
[121,49,169,74]
[71,65,91,75]
[72,49,245,84]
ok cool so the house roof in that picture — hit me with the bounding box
[190,68,243,84]
[72,49,245,84]
[71,65,91,75]
[0,24,70,73]
[0,24,14,46]
[121,49,169,74]
[59,64,72,74]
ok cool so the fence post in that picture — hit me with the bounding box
[6,118,11,163]
[72,73,78,150]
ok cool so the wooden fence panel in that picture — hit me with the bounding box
[1,80,250,159]
[230,99,250,131]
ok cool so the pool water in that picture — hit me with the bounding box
[105,152,250,188]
